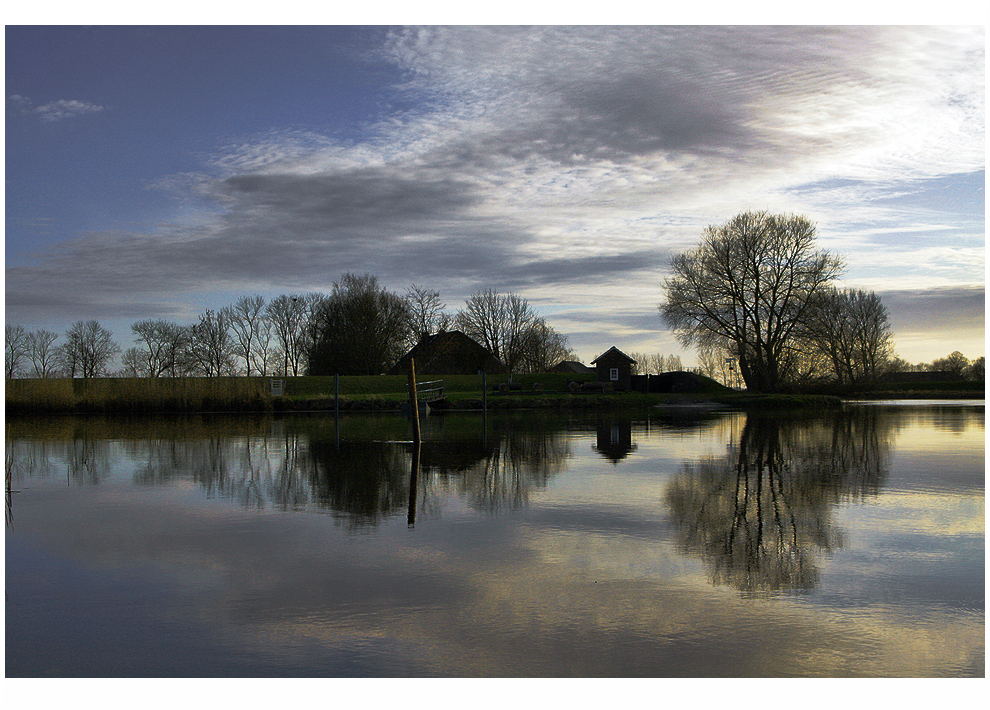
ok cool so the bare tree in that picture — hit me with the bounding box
[516,317,573,373]
[455,289,541,374]
[298,292,332,371]
[60,320,121,378]
[697,345,734,386]
[251,317,277,376]
[406,285,451,343]
[119,347,150,377]
[635,352,684,374]
[805,288,893,385]
[661,211,843,392]
[965,356,984,381]
[931,351,970,378]
[25,329,60,377]
[188,309,236,376]
[265,294,309,376]
[5,324,28,378]
[131,319,190,377]
[227,295,267,376]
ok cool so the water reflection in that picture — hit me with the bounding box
[5,405,983,677]
[5,414,574,528]
[594,417,637,463]
[664,408,895,594]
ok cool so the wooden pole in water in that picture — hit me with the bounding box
[334,373,340,449]
[407,440,420,528]
[407,357,421,446]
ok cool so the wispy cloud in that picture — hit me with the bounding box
[8,94,106,122]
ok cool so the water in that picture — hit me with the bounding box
[5,402,984,677]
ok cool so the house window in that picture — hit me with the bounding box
[610,367,619,381]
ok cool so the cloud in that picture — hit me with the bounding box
[5,26,985,360]
[8,94,105,121]
[881,286,985,333]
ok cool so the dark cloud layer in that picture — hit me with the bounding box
[881,286,985,335]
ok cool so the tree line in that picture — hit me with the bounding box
[4,274,576,379]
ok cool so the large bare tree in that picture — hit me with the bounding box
[131,319,190,377]
[188,309,236,376]
[265,294,309,376]
[660,211,843,392]
[227,295,267,376]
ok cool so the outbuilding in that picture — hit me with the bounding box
[590,346,637,391]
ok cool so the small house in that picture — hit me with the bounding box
[591,346,636,391]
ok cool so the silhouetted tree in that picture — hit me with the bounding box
[661,211,843,392]
[965,356,984,381]
[131,319,190,377]
[931,350,970,378]
[455,289,567,374]
[24,329,60,378]
[58,320,120,378]
[516,317,574,373]
[5,324,28,378]
[265,294,310,376]
[307,273,412,375]
[406,284,452,343]
[227,295,267,376]
[805,288,893,385]
[188,309,236,376]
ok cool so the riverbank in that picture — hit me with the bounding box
[6,374,981,415]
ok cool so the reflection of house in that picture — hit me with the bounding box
[551,360,595,375]
[591,346,636,391]
[594,418,636,463]
[389,330,507,376]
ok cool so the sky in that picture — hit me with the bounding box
[4,20,986,367]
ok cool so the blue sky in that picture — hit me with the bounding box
[5,22,985,366]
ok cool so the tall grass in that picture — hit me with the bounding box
[6,377,274,413]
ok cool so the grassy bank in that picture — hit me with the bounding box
[5,373,594,414]
[7,373,977,415]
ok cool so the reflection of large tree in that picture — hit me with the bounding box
[665,409,893,594]
[304,440,410,527]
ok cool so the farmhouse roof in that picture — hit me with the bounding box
[591,346,637,364]
[389,330,507,375]
[551,360,595,374]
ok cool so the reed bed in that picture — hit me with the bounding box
[6,377,274,413]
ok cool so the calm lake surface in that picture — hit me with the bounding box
[5,401,984,677]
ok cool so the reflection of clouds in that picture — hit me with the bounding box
[6,408,984,676]
[11,478,983,677]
